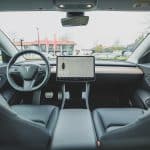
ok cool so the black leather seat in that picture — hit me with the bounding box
[11,104,59,135]
[93,108,150,150]
[93,108,145,138]
[0,95,59,150]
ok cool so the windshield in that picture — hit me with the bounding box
[0,11,149,63]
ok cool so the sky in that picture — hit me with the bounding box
[0,11,149,49]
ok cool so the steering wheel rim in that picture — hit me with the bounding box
[7,50,50,92]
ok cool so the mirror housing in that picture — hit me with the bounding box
[61,12,89,27]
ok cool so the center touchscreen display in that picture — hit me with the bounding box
[57,56,95,81]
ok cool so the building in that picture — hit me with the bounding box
[15,39,76,56]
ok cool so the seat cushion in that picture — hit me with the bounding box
[11,105,59,136]
[93,108,145,139]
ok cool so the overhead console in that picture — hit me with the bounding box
[55,0,97,10]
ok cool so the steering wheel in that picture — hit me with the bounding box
[7,50,50,92]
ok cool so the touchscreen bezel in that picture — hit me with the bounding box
[56,56,95,82]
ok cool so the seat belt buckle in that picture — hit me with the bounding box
[96,140,101,149]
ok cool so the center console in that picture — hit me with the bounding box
[51,109,97,150]
[51,56,97,150]
[56,56,95,109]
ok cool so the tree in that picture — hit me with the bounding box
[110,46,125,51]
[94,44,104,53]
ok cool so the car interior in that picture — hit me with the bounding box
[0,0,150,150]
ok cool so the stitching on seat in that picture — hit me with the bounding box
[107,124,126,129]
[32,120,45,125]
[46,107,54,128]
[97,110,106,132]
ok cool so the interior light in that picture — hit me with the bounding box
[86,4,93,8]
[59,4,65,8]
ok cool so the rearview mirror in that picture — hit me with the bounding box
[61,16,89,27]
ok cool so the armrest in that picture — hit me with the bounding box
[51,109,97,150]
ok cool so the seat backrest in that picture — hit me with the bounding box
[101,110,150,150]
[0,94,11,110]
[0,94,50,150]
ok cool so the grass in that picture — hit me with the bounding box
[115,56,128,61]
[96,56,128,61]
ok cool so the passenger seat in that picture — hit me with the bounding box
[93,108,150,150]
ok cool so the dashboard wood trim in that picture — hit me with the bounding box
[51,66,143,75]
[95,66,143,74]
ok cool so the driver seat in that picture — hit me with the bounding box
[0,95,59,150]
[11,104,59,135]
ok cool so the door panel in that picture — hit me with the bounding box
[139,64,150,90]
[133,63,150,108]
[0,64,20,105]
[0,65,7,89]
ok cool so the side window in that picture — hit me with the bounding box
[0,49,11,64]
[139,50,150,64]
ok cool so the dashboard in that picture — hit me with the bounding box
[14,59,143,84]
[52,66,143,75]
[10,58,144,108]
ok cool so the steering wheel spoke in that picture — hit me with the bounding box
[38,65,46,73]
[23,79,36,90]
[9,66,20,74]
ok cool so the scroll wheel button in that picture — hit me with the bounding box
[62,63,65,69]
